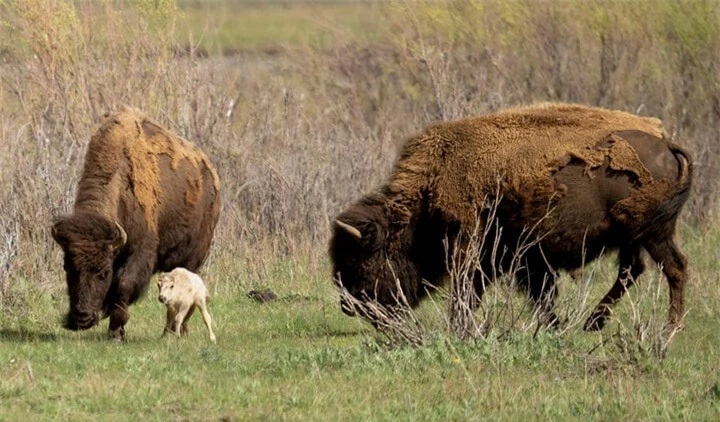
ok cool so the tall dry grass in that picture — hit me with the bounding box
[0,0,718,310]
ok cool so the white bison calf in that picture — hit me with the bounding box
[157,268,216,343]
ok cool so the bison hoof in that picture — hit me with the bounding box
[108,326,126,342]
[663,320,685,335]
[584,313,606,331]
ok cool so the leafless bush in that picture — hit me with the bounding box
[585,267,682,371]
[334,274,425,348]
[0,216,19,300]
[442,190,564,341]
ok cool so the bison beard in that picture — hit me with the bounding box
[330,103,692,332]
[52,107,221,341]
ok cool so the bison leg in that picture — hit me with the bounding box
[466,229,501,310]
[585,246,645,331]
[108,302,129,341]
[108,254,156,341]
[517,260,559,327]
[470,269,489,310]
[644,238,688,329]
[471,246,501,309]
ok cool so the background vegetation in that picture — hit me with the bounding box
[1,0,719,419]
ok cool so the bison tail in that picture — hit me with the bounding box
[670,144,692,191]
[634,143,693,240]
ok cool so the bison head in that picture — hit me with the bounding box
[52,213,127,330]
[329,195,425,316]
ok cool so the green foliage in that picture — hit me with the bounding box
[129,0,179,24]
[10,0,84,61]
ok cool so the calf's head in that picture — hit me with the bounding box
[157,273,185,305]
[52,213,126,330]
[329,195,422,316]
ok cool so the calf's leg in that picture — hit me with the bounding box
[173,303,193,336]
[180,306,196,335]
[163,306,177,336]
[197,297,216,343]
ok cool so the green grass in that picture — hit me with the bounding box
[176,1,387,53]
[2,235,720,420]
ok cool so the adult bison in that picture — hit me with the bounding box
[52,107,221,340]
[330,103,692,331]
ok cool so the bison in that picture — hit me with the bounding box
[52,107,221,341]
[330,103,692,331]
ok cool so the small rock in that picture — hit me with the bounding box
[247,288,278,303]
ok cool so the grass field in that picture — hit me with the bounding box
[2,0,720,420]
[2,233,720,420]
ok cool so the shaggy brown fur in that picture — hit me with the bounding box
[52,106,221,340]
[330,103,692,331]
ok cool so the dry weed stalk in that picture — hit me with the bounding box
[586,265,682,370]
[0,216,20,299]
[334,272,424,348]
[443,189,564,341]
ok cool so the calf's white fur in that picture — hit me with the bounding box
[157,268,216,343]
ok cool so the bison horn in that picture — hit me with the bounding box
[113,221,127,250]
[51,220,67,247]
[335,220,362,240]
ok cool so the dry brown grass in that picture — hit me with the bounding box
[1,0,718,308]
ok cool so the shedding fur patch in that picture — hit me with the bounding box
[386,103,665,225]
[561,133,653,184]
[85,106,219,231]
[610,179,676,232]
